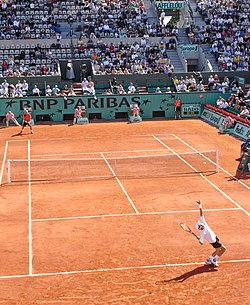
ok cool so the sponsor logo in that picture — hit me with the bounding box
[181,45,199,52]
[155,1,185,10]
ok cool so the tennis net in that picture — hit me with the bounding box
[7,150,219,183]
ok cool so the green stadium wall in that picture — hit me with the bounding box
[0,92,228,122]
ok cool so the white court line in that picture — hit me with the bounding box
[100,152,139,214]
[0,140,8,186]
[0,258,249,280]
[152,135,250,217]
[8,136,98,142]
[172,133,250,191]
[7,134,175,143]
[28,140,33,275]
[32,208,240,222]
[32,149,169,158]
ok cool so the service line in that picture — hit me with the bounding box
[32,207,240,223]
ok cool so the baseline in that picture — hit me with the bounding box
[0,259,249,280]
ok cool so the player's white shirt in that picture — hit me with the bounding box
[197,215,217,244]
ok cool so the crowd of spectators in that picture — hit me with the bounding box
[0,0,249,99]
[0,79,77,98]
[173,74,250,96]
[206,102,250,126]
[193,0,250,71]
[173,73,205,92]
[0,42,60,77]
[90,38,175,75]
[102,79,137,94]
[0,0,180,40]
[215,83,250,121]
[71,0,179,39]
[0,0,61,40]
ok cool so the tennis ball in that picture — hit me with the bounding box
[203,162,206,164]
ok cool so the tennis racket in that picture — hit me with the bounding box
[180,223,200,240]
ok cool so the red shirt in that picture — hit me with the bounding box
[175,99,181,107]
[23,113,31,122]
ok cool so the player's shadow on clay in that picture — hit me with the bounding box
[11,132,22,137]
[155,265,217,284]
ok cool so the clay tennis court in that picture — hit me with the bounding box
[0,120,249,304]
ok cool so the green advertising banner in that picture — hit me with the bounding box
[0,95,175,122]
[201,108,224,127]
[155,1,185,10]
[201,108,250,139]
[0,92,227,123]
[180,45,199,52]
[233,122,250,140]
[181,104,201,117]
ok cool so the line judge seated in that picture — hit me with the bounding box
[73,106,86,125]
[130,103,140,117]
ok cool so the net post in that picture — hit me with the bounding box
[216,149,219,173]
[7,160,11,183]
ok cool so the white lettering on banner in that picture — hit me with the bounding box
[155,2,185,10]
[181,45,199,52]
[182,105,201,116]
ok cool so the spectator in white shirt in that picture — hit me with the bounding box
[2,80,9,90]
[197,81,205,92]
[155,87,162,93]
[0,85,8,97]
[216,97,228,109]
[239,106,249,119]
[81,78,89,93]
[21,80,29,95]
[127,83,136,94]
[32,85,40,96]
[20,64,28,75]
[46,85,52,96]
[15,80,22,90]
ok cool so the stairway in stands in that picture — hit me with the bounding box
[188,0,219,72]
[166,50,185,73]
[199,44,219,72]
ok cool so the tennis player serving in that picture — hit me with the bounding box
[20,110,33,134]
[196,200,226,267]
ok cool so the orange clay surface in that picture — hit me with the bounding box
[0,120,249,305]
